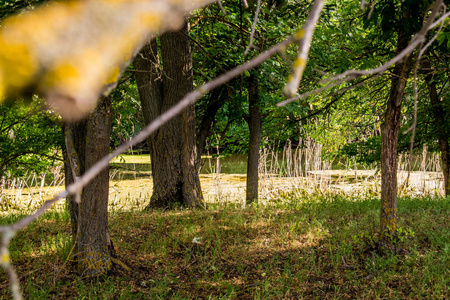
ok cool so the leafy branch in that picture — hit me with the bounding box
[278,0,447,106]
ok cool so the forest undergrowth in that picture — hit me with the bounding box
[0,192,448,299]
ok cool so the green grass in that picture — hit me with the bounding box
[0,195,449,299]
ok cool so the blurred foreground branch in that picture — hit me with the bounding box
[0,0,215,120]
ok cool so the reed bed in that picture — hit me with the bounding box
[0,166,65,212]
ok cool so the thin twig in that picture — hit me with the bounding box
[0,231,21,300]
[420,3,446,57]
[341,255,356,270]
[428,10,450,29]
[244,0,262,56]
[217,0,227,15]
[283,0,325,98]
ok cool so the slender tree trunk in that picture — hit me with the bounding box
[196,86,227,165]
[134,22,204,209]
[422,60,450,196]
[65,120,86,251]
[245,71,262,205]
[380,22,412,248]
[65,96,113,276]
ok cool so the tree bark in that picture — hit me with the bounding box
[245,70,262,205]
[65,96,113,276]
[380,19,412,248]
[422,60,450,196]
[134,22,204,209]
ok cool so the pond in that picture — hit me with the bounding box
[110,154,249,180]
[111,151,443,181]
[110,152,372,182]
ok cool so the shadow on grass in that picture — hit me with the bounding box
[0,196,449,299]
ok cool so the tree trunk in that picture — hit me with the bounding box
[64,121,84,248]
[422,60,450,196]
[65,96,113,276]
[380,22,412,248]
[134,22,204,209]
[245,71,262,205]
[196,86,227,165]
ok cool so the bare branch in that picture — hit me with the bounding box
[421,3,447,57]
[282,0,325,98]
[428,10,450,29]
[0,0,218,120]
[217,0,227,15]
[244,0,261,56]
[1,231,21,300]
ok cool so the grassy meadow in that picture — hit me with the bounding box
[0,154,449,299]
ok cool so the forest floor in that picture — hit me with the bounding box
[0,193,449,299]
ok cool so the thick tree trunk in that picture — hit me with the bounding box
[380,25,412,248]
[134,22,204,209]
[65,96,113,276]
[77,95,113,275]
[422,60,450,196]
[245,71,262,205]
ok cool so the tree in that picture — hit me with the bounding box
[0,98,63,179]
[134,22,204,209]
[376,0,434,248]
[421,54,450,196]
[245,70,262,205]
[65,96,114,276]
[378,14,412,248]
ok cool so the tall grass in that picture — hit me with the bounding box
[0,166,65,212]
[397,144,443,195]
[256,139,444,204]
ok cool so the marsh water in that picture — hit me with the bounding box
[111,151,441,183]
[112,154,249,179]
[111,152,443,179]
